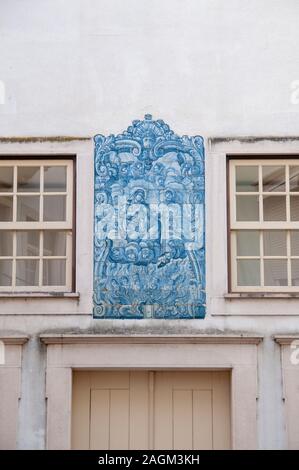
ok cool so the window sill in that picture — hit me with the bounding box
[0,292,80,299]
[225,293,299,299]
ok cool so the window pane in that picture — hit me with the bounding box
[290,196,299,221]
[0,167,13,192]
[17,167,40,192]
[17,231,40,256]
[44,166,66,192]
[262,166,285,192]
[43,195,66,221]
[17,196,39,221]
[263,195,286,221]
[43,231,66,256]
[236,196,259,221]
[291,260,299,286]
[291,231,299,256]
[43,259,66,286]
[264,260,287,286]
[237,259,260,286]
[263,231,286,256]
[236,166,259,192]
[236,230,260,256]
[290,166,299,192]
[16,259,39,286]
[0,231,13,256]
[0,196,13,221]
[0,260,12,286]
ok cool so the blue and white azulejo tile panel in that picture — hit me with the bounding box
[93,115,205,319]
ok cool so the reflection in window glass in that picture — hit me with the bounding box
[43,259,66,286]
[43,231,66,256]
[290,196,299,221]
[237,259,260,286]
[264,260,287,286]
[236,166,259,192]
[291,260,299,286]
[0,167,13,192]
[291,231,299,256]
[16,259,39,286]
[0,260,12,286]
[290,166,299,192]
[262,166,285,192]
[263,231,286,256]
[263,195,286,221]
[44,166,66,192]
[236,196,259,221]
[0,196,13,221]
[17,231,40,256]
[0,231,13,256]
[17,167,40,192]
[43,195,66,221]
[236,231,260,256]
[17,196,40,221]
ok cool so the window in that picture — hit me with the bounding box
[229,159,299,292]
[0,159,73,292]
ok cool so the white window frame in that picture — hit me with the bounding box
[0,158,73,292]
[230,158,299,292]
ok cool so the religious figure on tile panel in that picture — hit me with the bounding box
[93,114,205,319]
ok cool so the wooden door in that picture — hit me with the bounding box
[71,370,231,449]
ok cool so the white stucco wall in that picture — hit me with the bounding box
[0,0,299,450]
[0,0,299,137]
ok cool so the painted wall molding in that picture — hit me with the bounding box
[274,335,299,345]
[42,337,260,449]
[0,335,27,449]
[40,334,263,345]
[0,335,29,345]
[275,335,299,448]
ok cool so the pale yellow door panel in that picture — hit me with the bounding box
[71,370,231,450]
[72,371,150,450]
[153,371,230,450]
